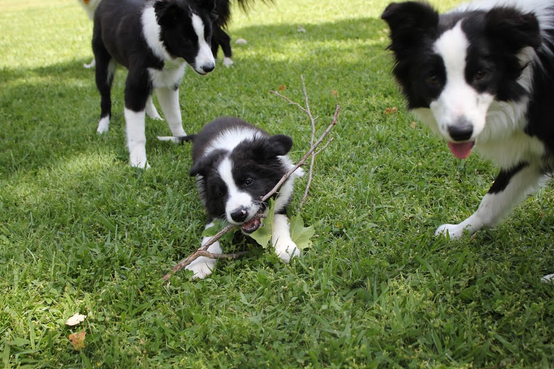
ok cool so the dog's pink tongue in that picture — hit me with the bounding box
[448,142,473,159]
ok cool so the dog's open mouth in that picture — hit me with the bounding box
[240,217,262,234]
[448,141,475,159]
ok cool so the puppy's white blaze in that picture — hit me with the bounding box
[124,108,148,168]
[432,22,493,140]
[205,128,261,156]
[218,158,255,223]
[97,116,110,134]
[191,14,215,73]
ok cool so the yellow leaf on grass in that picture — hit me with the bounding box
[69,330,86,351]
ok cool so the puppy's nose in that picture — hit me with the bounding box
[230,207,248,223]
[448,124,473,142]
[201,63,215,74]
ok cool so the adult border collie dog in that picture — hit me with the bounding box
[185,116,304,279]
[92,0,216,168]
[381,0,554,241]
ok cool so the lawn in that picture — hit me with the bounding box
[1,0,553,367]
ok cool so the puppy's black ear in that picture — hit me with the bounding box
[486,7,541,51]
[267,134,293,157]
[192,0,216,13]
[154,0,186,28]
[381,2,439,50]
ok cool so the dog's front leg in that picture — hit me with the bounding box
[125,108,149,169]
[436,163,545,238]
[145,95,162,120]
[272,214,300,263]
[155,87,186,138]
[186,223,222,279]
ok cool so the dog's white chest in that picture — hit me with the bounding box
[148,62,186,89]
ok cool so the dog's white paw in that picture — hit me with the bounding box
[223,57,234,67]
[84,58,96,69]
[541,274,554,283]
[97,116,110,134]
[274,240,300,263]
[186,257,216,279]
[435,224,467,239]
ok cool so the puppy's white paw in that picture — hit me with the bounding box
[435,224,466,239]
[186,257,216,279]
[97,116,110,134]
[541,274,554,284]
[274,240,300,263]
[223,57,234,67]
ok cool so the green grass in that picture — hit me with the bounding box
[1,0,553,367]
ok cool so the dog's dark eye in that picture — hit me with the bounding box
[426,75,439,86]
[244,178,254,186]
[474,70,488,81]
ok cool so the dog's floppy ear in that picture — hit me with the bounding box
[267,134,293,157]
[381,2,439,49]
[486,7,541,52]
[154,0,186,28]
[192,0,216,13]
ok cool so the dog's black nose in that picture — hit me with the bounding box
[201,63,215,74]
[231,207,248,223]
[448,124,473,142]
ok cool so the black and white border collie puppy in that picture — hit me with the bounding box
[185,117,304,279]
[92,0,216,168]
[382,0,554,240]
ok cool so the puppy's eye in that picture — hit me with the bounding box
[426,75,439,86]
[244,178,254,186]
[475,70,488,81]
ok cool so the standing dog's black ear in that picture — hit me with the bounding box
[381,2,439,50]
[154,0,186,28]
[192,0,216,13]
[486,7,541,52]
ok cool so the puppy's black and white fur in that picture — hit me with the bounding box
[185,117,304,279]
[92,0,216,168]
[382,0,554,247]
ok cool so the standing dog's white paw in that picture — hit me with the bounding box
[97,116,110,134]
[274,240,300,263]
[435,223,466,239]
[185,256,216,279]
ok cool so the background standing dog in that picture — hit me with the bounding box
[92,0,216,168]
[382,0,554,277]
[185,117,303,279]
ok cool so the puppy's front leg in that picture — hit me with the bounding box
[185,223,222,279]
[125,108,149,169]
[155,87,186,138]
[272,213,300,263]
[436,163,544,238]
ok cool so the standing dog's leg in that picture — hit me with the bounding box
[155,87,186,138]
[92,40,115,134]
[124,69,151,168]
[436,163,545,238]
[145,95,162,120]
[186,223,222,279]
[213,26,233,67]
[272,213,300,263]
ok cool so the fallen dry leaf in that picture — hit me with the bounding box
[69,330,86,351]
